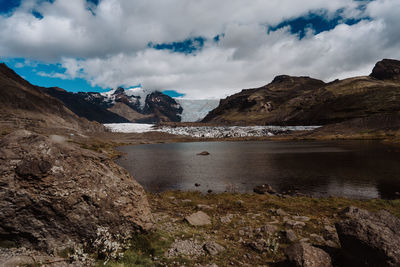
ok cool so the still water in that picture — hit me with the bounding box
[116,141,400,199]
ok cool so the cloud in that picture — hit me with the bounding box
[37,71,69,79]
[0,0,400,98]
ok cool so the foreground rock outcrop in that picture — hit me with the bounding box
[285,242,332,267]
[335,206,400,266]
[0,130,152,253]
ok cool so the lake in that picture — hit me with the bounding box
[116,140,400,199]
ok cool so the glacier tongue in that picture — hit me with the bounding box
[174,98,219,122]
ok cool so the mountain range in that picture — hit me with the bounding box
[1,59,400,132]
[203,59,400,126]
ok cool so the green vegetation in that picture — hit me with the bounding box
[97,231,173,267]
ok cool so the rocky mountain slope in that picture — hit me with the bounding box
[41,87,130,123]
[43,86,183,124]
[203,59,400,126]
[0,63,103,133]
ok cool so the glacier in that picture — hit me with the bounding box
[104,123,320,137]
[174,98,219,122]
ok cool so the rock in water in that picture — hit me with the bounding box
[197,151,210,156]
[0,130,152,253]
[253,184,276,194]
[185,211,211,226]
[335,206,400,266]
[285,242,332,267]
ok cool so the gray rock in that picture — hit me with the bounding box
[185,211,211,226]
[324,240,339,248]
[323,225,339,244]
[335,206,400,266]
[196,204,213,210]
[0,131,152,253]
[276,208,288,216]
[220,214,234,224]
[292,216,310,222]
[309,234,325,244]
[285,229,298,242]
[285,220,306,229]
[203,241,225,255]
[261,224,278,234]
[285,242,332,267]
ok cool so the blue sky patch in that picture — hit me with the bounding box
[0,0,20,14]
[149,37,206,54]
[32,10,43,19]
[163,90,185,98]
[269,10,370,39]
[3,58,105,93]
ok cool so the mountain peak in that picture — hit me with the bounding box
[113,87,125,95]
[370,58,400,81]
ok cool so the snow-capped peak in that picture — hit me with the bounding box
[125,86,153,109]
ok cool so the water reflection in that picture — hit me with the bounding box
[116,140,400,199]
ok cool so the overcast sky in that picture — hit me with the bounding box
[1,0,399,99]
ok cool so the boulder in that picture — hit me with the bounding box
[253,184,276,195]
[203,241,225,256]
[285,229,298,242]
[185,211,211,226]
[0,130,152,253]
[197,151,210,156]
[335,206,400,266]
[285,242,332,267]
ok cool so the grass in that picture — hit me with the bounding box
[97,231,174,267]
[99,191,400,266]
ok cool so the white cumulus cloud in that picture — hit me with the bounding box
[0,0,399,98]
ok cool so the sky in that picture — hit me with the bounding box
[0,0,399,99]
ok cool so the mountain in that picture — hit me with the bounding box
[174,98,220,122]
[0,63,103,133]
[43,86,183,124]
[42,87,130,123]
[203,59,400,126]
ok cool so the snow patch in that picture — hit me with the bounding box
[125,87,153,109]
[104,123,155,133]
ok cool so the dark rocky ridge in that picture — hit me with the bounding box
[370,58,400,81]
[203,59,400,126]
[42,87,130,123]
